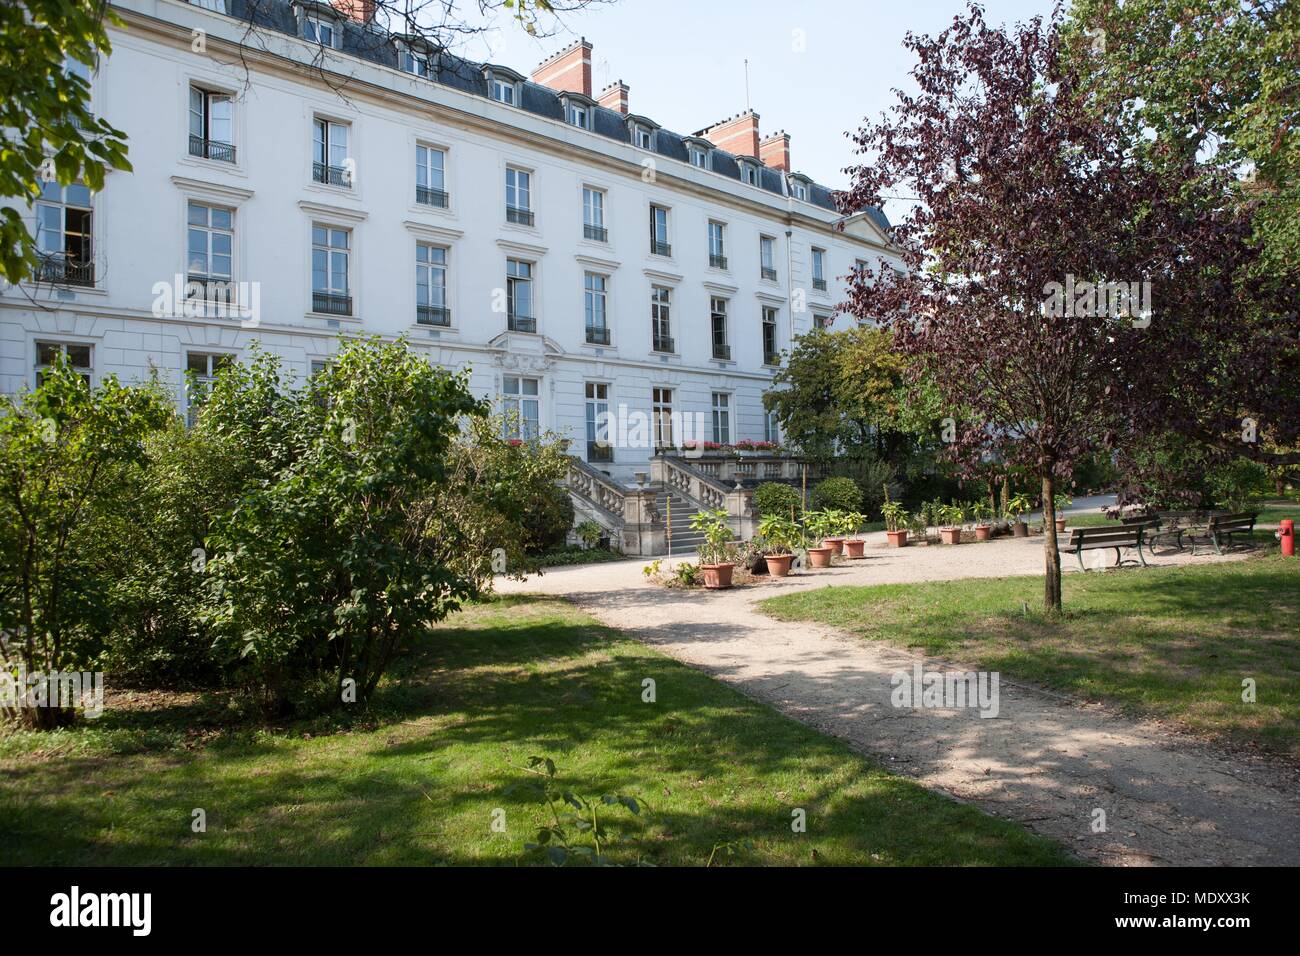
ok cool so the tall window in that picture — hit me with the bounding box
[710,296,729,360]
[502,376,539,439]
[312,119,350,186]
[764,408,780,444]
[185,352,233,426]
[416,243,448,326]
[584,272,609,345]
[311,224,350,315]
[506,167,533,225]
[812,248,827,291]
[651,285,673,353]
[35,342,92,387]
[189,86,234,162]
[186,201,233,303]
[760,236,777,280]
[585,382,611,462]
[711,393,731,445]
[762,306,779,365]
[35,181,93,286]
[582,187,606,241]
[415,145,447,207]
[649,205,670,256]
[506,258,535,332]
[708,221,726,269]
[652,387,674,448]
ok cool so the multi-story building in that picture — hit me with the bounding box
[1,0,899,546]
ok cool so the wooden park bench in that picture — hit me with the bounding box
[1146,510,1216,552]
[1064,524,1149,571]
[1194,511,1260,555]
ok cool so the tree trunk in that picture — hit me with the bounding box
[1042,472,1062,612]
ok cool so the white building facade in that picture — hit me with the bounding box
[1,0,900,485]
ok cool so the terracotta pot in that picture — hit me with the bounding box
[823,536,845,555]
[701,563,734,589]
[844,538,866,559]
[765,553,794,577]
[1012,521,1028,537]
[974,524,992,541]
[940,527,962,545]
[885,530,909,548]
[807,546,833,568]
[1055,518,1068,533]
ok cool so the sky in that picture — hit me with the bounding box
[458,0,1061,222]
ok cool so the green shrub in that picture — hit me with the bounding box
[754,482,802,518]
[812,476,862,513]
[832,456,900,518]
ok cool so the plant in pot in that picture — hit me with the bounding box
[1005,493,1032,537]
[882,498,910,547]
[939,503,965,545]
[1053,492,1073,533]
[757,513,800,577]
[840,511,868,558]
[803,510,836,568]
[971,500,993,541]
[818,508,849,555]
[691,509,736,589]
[575,519,604,550]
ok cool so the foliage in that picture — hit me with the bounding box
[0,357,173,726]
[803,510,842,545]
[753,481,802,519]
[970,500,992,524]
[937,503,966,529]
[881,498,910,534]
[1005,494,1033,522]
[757,514,802,555]
[1206,457,1271,511]
[642,559,701,589]
[533,546,622,569]
[832,454,900,519]
[811,476,862,514]
[1052,494,1073,515]
[575,520,604,549]
[689,509,734,566]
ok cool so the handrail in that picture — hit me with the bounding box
[654,455,731,511]
[565,456,630,523]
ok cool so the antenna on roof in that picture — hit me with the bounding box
[744,58,750,111]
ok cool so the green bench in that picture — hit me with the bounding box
[1065,524,1149,571]
[1195,511,1260,555]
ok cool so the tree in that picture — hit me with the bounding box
[0,0,131,284]
[838,4,1285,610]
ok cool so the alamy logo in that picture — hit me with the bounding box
[0,665,103,718]
[49,886,151,936]
[890,662,1000,718]
[1041,273,1151,327]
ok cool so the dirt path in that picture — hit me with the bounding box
[496,534,1300,866]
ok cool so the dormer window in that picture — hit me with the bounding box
[399,43,431,78]
[304,16,337,48]
[739,159,760,186]
[627,116,658,151]
[689,145,709,169]
[560,93,595,131]
[569,103,588,127]
[789,174,812,201]
[484,67,523,106]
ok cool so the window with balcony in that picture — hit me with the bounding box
[711,392,731,445]
[584,272,609,345]
[506,258,535,332]
[415,144,448,208]
[188,86,234,163]
[502,376,539,440]
[708,221,727,269]
[762,306,779,365]
[812,247,827,291]
[651,285,673,353]
[710,296,730,361]
[585,382,612,462]
[505,166,533,225]
[35,342,92,388]
[649,204,670,257]
[582,186,606,242]
[186,201,234,306]
[311,224,351,315]
[312,118,350,187]
[653,387,674,448]
[34,181,93,287]
[416,243,448,326]
[760,236,777,281]
[185,352,234,426]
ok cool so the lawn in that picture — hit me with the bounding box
[762,554,1300,756]
[0,596,1072,866]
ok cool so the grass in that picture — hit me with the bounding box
[0,596,1073,866]
[762,553,1300,757]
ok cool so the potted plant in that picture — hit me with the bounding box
[1006,493,1032,537]
[882,499,910,547]
[840,511,868,558]
[819,508,848,555]
[803,510,836,568]
[971,500,993,541]
[757,513,800,577]
[939,503,965,545]
[691,509,736,589]
[1053,492,1072,533]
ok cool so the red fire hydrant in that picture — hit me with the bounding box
[1279,519,1295,557]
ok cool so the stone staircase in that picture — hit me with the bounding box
[654,486,708,555]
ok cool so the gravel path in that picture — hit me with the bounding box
[496,533,1300,866]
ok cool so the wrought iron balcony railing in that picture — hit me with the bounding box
[587,441,613,463]
[417,305,451,327]
[585,326,610,346]
[812,277,827,292]
[312,162,351,187]
[583,223,608,242]
[651,240,672,257]
[35,253,94,288]
[189,135,236,163]
[416,185,449,208]
[761,266,778,281]
[185,274,235,304]
[506,205,534,226]
[652,334,675,354]
[712,343,731,361]
[709,253,728,269]
[508,312,536,333]
[312,291,352,316]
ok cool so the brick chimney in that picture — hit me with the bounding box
[330,0,375,23]
[759,131,791,171]
[698,111,760,158]
[531,38,593,97]
[597,80,629,115]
